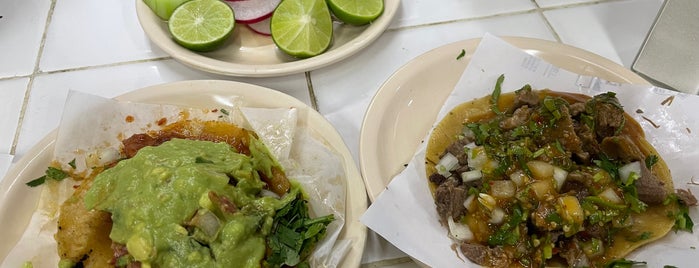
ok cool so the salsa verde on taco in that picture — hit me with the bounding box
[425,76,696,267]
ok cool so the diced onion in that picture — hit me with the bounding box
[490,180,516,199]
[463,194,476,212]
[461,170,483,182]
[553,166,568,190]
[509,170,529,187]
[447,216,474,241]
[530,180,554,200]
[464,142,477,150]
[558,196,584,224]
[599,188,623,204]
[490,207,506,224]
[527,160,554,180]
[619,161,642,184]
[478,193,497,211]
[468,146,488,170]
[437,152,459,177]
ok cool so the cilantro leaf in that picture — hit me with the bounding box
[68,158,76,169]
[266,193,334,268]
[490,74,505,115]
[25,176,46,187]
[456,49,466,60]
[604,259,646,268]
[645,155,659,169]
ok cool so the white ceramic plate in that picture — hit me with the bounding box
[359,36,650,201]
[135,0,399,77]
[0,80,367,267]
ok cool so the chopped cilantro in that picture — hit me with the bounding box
[604,259,646,268]
[25,176,46,187]
[626,231,652,242]
[266,193,334,268]
[490,74,505,115]
[25,166,69,187]
[68,158,76,169]
[645,155,659,169]
[220,108,230,115]
[456,49,466,60]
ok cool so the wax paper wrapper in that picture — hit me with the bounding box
[2,91,348,268]
[361,34,699,267]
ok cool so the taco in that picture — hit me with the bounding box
[425,79,695,267]
[53,119,333,268]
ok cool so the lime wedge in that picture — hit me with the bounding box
[270,0,333,58]
[327,0,384,25]
[168,0,235,52]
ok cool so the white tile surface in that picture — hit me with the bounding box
[544,0,664,67]
[390,0,536,29]
[0,0,51,78]
[0,78,29,155]
[535,0,599,8]
[39,0,168,72]
[15,59,308,160]
[314,13,556,163]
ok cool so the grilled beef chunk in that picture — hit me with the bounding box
[460,243,511,267]
[574,123,598,163]
[559,238,590,268]
[500,105,532,130]
[600,136,643,162]
[429,173,447,185]
[434,177,468,222]
[588,93,626,139]
[512,85,540,110]
[531,203,559,231]
[569,102,586,117]
[676,189,698,206]
[446,137,473,165]
[560,179,590,201]
[636,163,668,205]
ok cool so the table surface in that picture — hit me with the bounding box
[0,0,666,266]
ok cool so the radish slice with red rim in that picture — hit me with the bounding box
[247,17,271,36]
[227,0,281,24]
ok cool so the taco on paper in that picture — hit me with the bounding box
[52,119,334,268]
[425,76,695,267]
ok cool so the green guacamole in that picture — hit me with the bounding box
[84,138,296,268]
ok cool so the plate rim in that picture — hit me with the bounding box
[0,80,367,267]
[135,0,400,77]
[359,36,650,202]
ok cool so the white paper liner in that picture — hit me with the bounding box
[361,34,699,268]
[2,91,347,268]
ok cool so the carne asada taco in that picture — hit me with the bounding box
[425,78,694,267]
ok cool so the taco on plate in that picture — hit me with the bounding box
[53,119,333,268]
[425,77,696,267]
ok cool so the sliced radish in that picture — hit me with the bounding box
[227,0,281,24]
[247,17,271,36]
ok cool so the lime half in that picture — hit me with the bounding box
[271,0,333,58]
[327,0,384,25]
[168,0,235,52]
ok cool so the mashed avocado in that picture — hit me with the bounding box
[83,138,296,268]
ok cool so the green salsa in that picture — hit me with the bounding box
[84,138,296,268]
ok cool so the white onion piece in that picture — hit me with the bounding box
[553,166,568,190]
[509,170,528,186]
[527,160,554,180]
[478,193,497,211]
[463,194,476,212]
[461,170,483,182]
[468,146,488,170]
[619,161,642,184]
[464,142,477,150]
[436,152,459,177]
[599,188,623,204]
[447,216,473,241]
[260,189,281,198]
[490,180,516,199]
[490,207,506,224]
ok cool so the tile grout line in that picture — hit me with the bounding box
[531,0,563,43]
[37,56,173,76]
[10,0,57,156]
[305,71,320,112]
[386,0,621,33]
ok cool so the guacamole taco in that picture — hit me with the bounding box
[2,91,349,268]
[425,79,695,267]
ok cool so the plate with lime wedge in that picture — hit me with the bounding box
[136,0,399,77]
